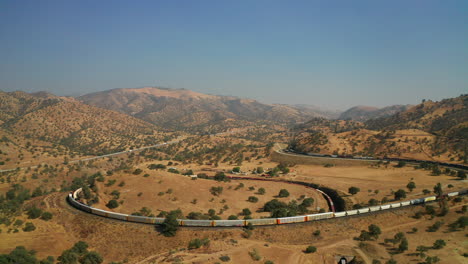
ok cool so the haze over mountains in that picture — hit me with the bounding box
[78,87,335,132]
[338,105,411,122]
[1,87,465,163]
[292,94,468,163]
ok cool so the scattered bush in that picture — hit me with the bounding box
[248,249,262,261]
[348,186,360,195]
[257,188,266,195]
[248,196,259,203]
[106,200,119,209]
[26,206,43,219]
[305,246,317,253]
[188,238,210,249]
[210,186,223,196]
[427,221,443,232]
[219,255,231,262]
[394,189,406,200]
[433,239,446,249]
[41,211,53,221]
[22,222,36,232]
[278,189,290,198]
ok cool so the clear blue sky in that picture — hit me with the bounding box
[1,0,466,109]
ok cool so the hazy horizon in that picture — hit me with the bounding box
[1,1,467,109]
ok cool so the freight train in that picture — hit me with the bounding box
[68,181,467,227]
[289,150,468,170]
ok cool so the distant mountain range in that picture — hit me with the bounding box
[77,87,333,132]
[338,105,411,122]
[291,94,468,163]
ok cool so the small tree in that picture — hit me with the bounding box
[406,181,416,192]
[81,251,103,264]
[305,246,316,253]
[210,186,223,196]
[348,187,360,195]
[26,206,43,219]
[432,239,446,249]
[394,189,406,200]
[22,222,36,232]
[457,170,466,180]
[257,187,266,195]
[106,199,119,209]
[232,167,241,173]
[242,208,252,216]
[248,196,259,203]
[425,256,440,264]
[278,189,290,198]
[41,211,53,221]
[368,224,381,239]
[161,212,179,237]
[398,238,408,253]
[396,161,406,168]
[433,183,443,196]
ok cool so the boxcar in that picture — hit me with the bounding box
[389,203,401,208]
[214,220,245,227]
[400,201,411,206]
[91,208,108,217]
[410,198,425,205]
[380,204,391,210]
[369,206,381,212]
[447,192,459,197]
[277,216,307,224]
[307,212,334,221]
[357,208,370,214]
[246,218,277,226]
[127,215,151,223]
[107,212,128,221]
[334,211,346,218]
[182,220,213,227]
[346,210,358,216]
[424,196,436,202]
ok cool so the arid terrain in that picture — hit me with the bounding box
[0,89,466,264]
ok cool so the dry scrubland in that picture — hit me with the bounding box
[0,191,466,264]
[94,170,328,218]
[0,140,466,263]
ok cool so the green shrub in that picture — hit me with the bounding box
[23,222,36,232]
[219,255,231,262]
[41,211,53,221]
[278,189,289,198]
[248,248,262,261]
[106,200,119,209]
[26,206,43,219]
[188,238,210,249]
[305,246,317,253]
[248,196,259,203]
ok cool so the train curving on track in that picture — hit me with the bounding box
[284,149,468,170]
[67,175,467,227]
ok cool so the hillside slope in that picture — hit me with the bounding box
[338,105,410,121]
[78,87,326,132]
[291,95,467,163]
[0,91,170,157]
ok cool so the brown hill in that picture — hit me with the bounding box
[78,87,324,132]
[338,105,410,121]
[0,91,169,157]
[292,95,467,163]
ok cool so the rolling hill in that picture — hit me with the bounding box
[0,91,171,158]
[78,87,328,132]
[338,105,410,122]
[291,95,468,163]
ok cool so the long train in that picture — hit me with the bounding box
[68,184,467,227]
[289,150,468,170]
